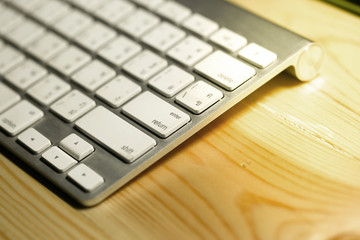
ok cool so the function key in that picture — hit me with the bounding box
[9,0,46,13]
[117,9,160,39]
[209,27,247,53]
[94,0,135,25]
[33,0,70,26]
[182,13,219,38]
[156,1,191,24]
[132,0,165,10]
[69,0,108,13]
[238,43,277,68]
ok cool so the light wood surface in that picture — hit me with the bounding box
[2,0,360,239]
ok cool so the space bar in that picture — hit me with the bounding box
[75,106,156,163]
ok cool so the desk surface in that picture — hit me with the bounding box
[1,0,360,239]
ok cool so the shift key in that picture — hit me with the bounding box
[75,106,156,163]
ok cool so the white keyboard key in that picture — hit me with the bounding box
[0,100,44,136]
[0,46,25,75]
[238,43,277,68]
[0,82,21,113]
[33,0,70,25]
[132,0,164,10]
[72,60,115,92]
[209,27,247,53]
[6,19,45,48]
[195,50,256,91]
[117,9,160,39]
[67,164,104,191]
[53,9,94,39]
[27,74,71,106]
[94,0,135,25]
[42,146,77,172]
[98,35,142,67]
[49,46,91,76]
[175,81,223,114]
[70,0,108,12]
[156,1,191,24]
[182,13,219,38]
[17,128,51,154]
[10,0,46,13]
[167,36,213,67]
[59,133,94,160]
[5,59,47,90]
[142,22,186,53]
[149,65,194,97]
[76,106,156,163]
[96,75,141,108]
[0,6,24,35]
[50,89,96,122]
[123,91,190,138]
[75,22,116,52]
[26,32,69,62]
[123,50,167,81]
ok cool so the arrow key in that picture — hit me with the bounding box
[67,163,104,192]
[59,133,94,160]
[17,128,51,154]
[42,146,77,172]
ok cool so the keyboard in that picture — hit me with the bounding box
[0,0,323,206]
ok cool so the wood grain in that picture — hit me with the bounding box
[2,0,360,239]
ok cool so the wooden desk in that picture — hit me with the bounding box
[1,0,360,239]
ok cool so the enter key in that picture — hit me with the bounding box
[122,91,190,138]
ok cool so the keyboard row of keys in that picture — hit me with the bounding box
[1,2,276,81]
[4,0,277,68]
